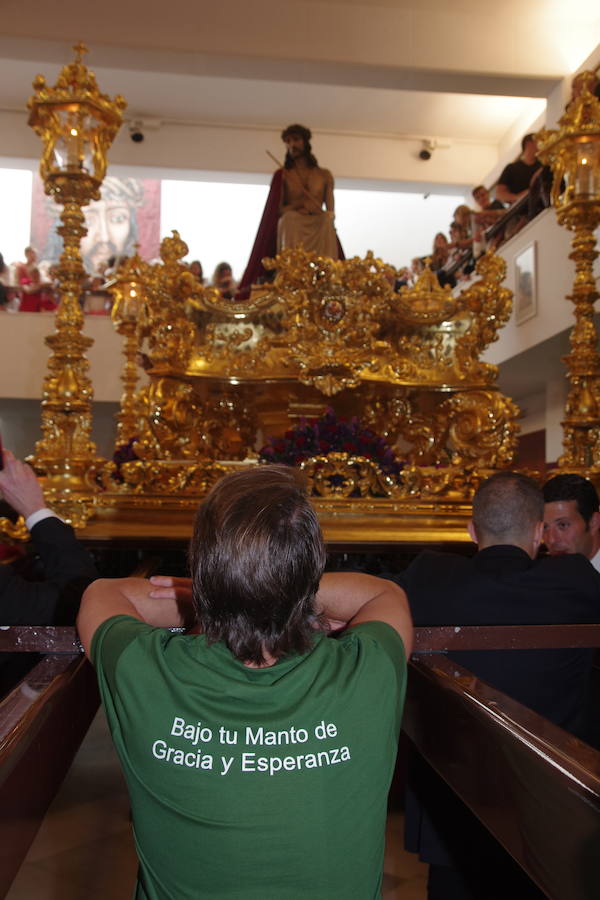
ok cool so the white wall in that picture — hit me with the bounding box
[0,107,498,189]
[161,177,466,276]
[0,397,119,460]
[1,156,468,281]
[484,210,600,366]
[0,313,125,458]
[0,313,123,401]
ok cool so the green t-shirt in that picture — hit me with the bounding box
[92,617,407,900]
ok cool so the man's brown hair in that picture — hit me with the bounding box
[189,465,326,664]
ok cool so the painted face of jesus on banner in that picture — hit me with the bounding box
[81,197,134,273]
[31,175,161,276]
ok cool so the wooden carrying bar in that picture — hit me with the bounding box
[0,624,599,899]
[0,654,99,898]
[2,623,600,654]
[404,653,600,900]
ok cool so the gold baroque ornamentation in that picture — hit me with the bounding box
[109,249,151,445]
[99,460,227,496]
[137,231,200,372]
[438,390,520,468]
[145,378,207,460]
[392,262,456,325]
[0,516,30,544]
[121,379,256,466]
[537,72,600,468]
[402,411,438,464]
[373,254,512,385]
[357,394,412,443]
[188,248,398,392]
[454,253,513,384]
[130,245,514,397]
[300,453,398,498]
[395,466,492,501]
[261,249,393,395]
[103,244,520,512]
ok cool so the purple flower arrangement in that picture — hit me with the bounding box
[110,437,140,483]
[259,408,404,480]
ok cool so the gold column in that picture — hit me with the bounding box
[27,43,126,525]
[537,72,600,471]
[107,251,149,446]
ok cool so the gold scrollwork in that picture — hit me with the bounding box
[300,453,398,499]
[0,516,30,544]
[438,390,520,468]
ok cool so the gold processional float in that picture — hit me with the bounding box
[2,47,600,547]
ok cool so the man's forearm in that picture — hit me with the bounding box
[316,572,401,622]
[77,577,197,658]
[495,184,527,205]
[316,572,413,653]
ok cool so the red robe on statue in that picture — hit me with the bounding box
[236,170,344,300]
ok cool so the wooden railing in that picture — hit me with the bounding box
[0,640,99,898]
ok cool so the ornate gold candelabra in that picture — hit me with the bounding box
[537,71,600,472]
[27,43,126,525]
[108,250,149,446]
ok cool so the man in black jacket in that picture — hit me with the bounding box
[0,449,97,691]
[395,471,600,900]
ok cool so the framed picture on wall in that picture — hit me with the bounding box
[515,242,537,325]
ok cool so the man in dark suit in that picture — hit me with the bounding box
[0,449,97,691]
[395,471,600,900]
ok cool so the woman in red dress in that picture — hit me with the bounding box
[17,246,45,312]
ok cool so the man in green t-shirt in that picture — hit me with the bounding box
[78,465,412,900]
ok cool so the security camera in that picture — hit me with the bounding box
[129,122,144,143]
[418,139,437,161]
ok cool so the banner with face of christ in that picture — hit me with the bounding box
[30,174,161,277]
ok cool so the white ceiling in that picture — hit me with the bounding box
[0,0,598,162]
[0,54,546,145]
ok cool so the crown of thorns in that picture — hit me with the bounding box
[281,124,312,144]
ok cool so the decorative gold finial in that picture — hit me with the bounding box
[73,42,88,62]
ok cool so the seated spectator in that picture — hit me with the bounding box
[447,222,475,278]
[451,205,474,249]
[431,232,449,265]
[411,256,425,282]
[0,448,97,693]
[394,266,412,290]
[471,185,506,254]
[211,261,237,300]
[83,275,111,315]
[77,465,412,899]
[0,253,11,309]
[16,247,47,313]
[189,260,204,284]
[430,232,456,288]
[472,185,505,220]
[41,263,60,312]
[496,134,542,206]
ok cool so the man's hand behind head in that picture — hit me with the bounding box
[0,450,46,520]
